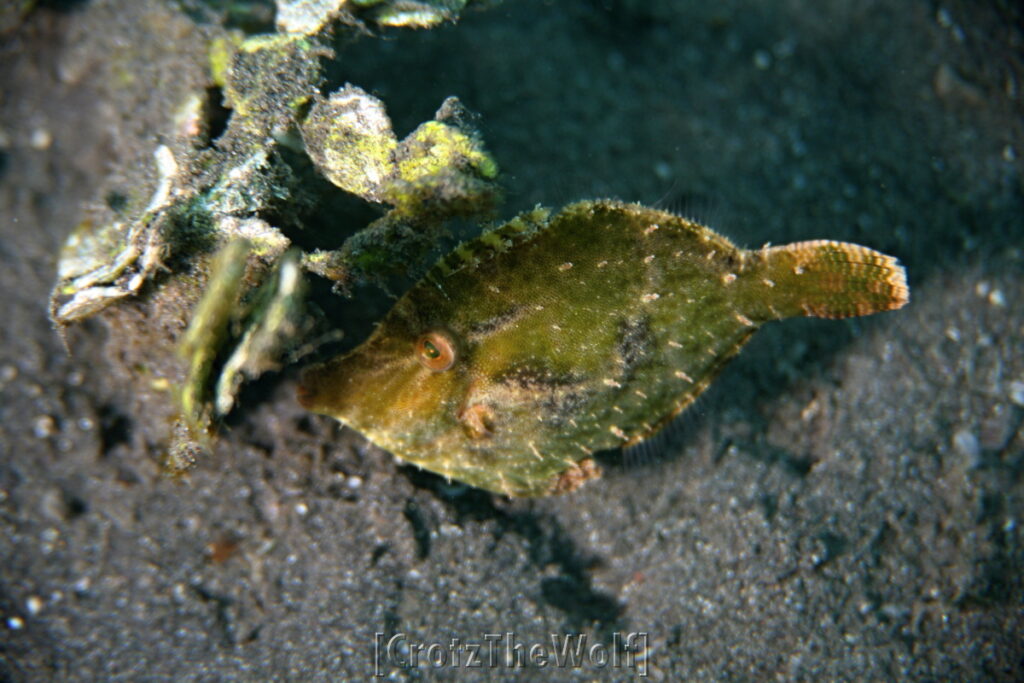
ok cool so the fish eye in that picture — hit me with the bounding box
[416,331,456,372]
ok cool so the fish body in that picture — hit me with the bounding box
[298,200,908,496]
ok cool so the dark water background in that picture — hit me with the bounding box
[1,1,1021,679]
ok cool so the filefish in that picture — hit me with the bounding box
[298,200,909,496]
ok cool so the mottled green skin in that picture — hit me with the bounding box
[299,200,908,496]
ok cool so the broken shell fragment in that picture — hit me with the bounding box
[300,86,399,203]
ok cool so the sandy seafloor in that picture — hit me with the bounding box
[1,0,1022,679]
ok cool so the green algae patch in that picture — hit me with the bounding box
[387,114,500,219]
[208,32,245,89]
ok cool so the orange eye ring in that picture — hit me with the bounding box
[416,331,457,372]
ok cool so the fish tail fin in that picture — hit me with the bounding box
[745,240,909,321]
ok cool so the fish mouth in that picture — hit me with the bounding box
[295,352,392,418]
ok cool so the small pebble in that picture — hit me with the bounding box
[952,429,981,463]
[30,128,52,150]
[33,415,56,439]
[1009,381,1024,407]
[0,364,17,385]
[439,523,463,537]
[25,596,43,616]
[880,603,910,620]
[980,406,1013,450]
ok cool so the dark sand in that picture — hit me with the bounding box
[1,1,1021,679]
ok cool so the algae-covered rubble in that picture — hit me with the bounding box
[301,89,501,284]
[275,0,481,34]
[48,0,501,469]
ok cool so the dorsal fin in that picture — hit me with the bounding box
[423,198,737,290]
[424,206,551,287]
